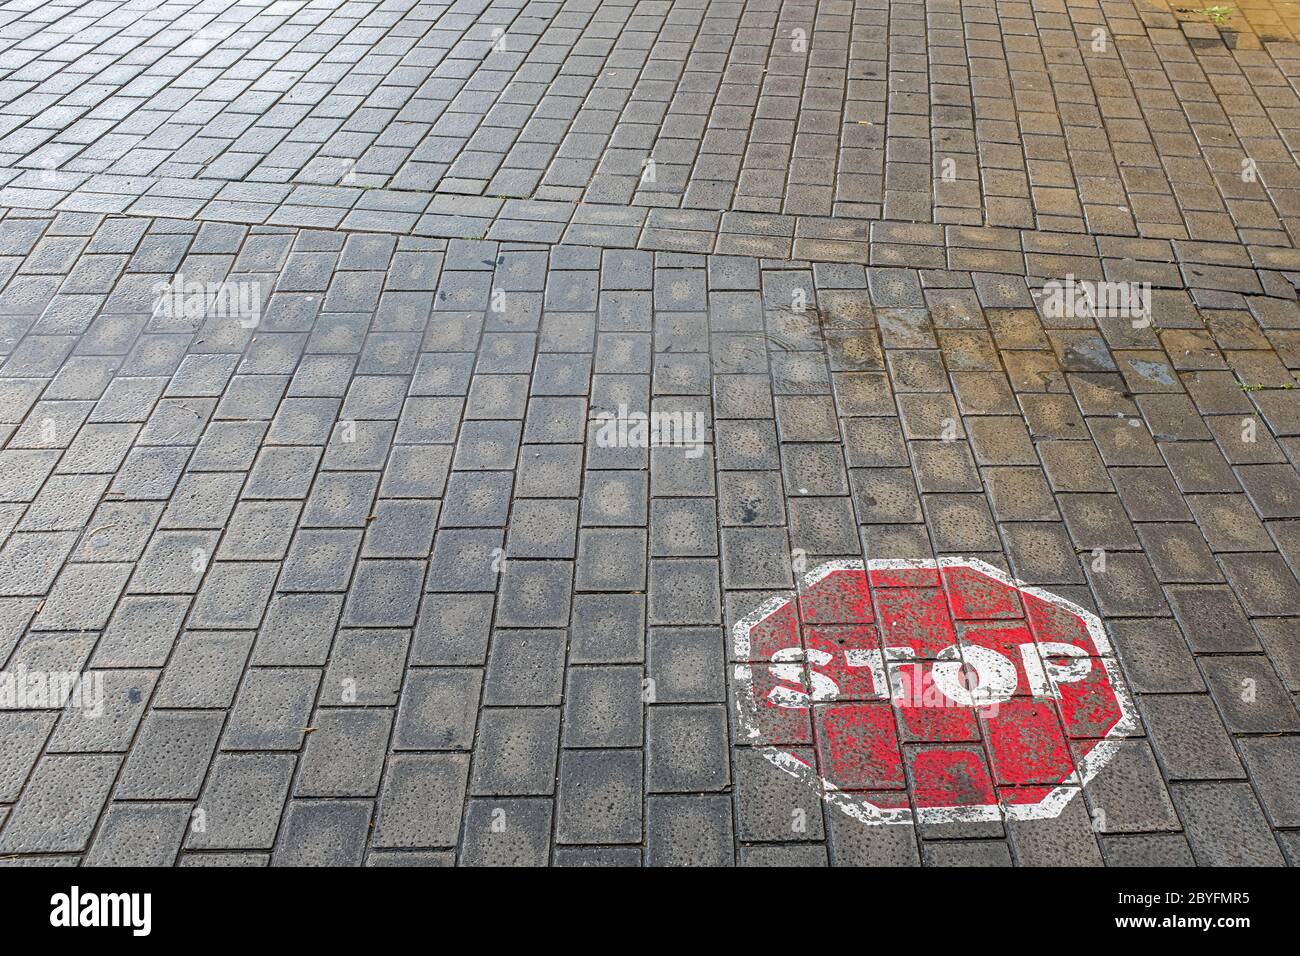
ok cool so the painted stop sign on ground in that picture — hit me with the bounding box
[733,558,1138,825]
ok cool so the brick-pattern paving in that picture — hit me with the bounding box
[5,0,1300,246]
[0,0,1297,866]
[0,215,1296,865]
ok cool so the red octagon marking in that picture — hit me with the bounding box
[732,558,1137,825]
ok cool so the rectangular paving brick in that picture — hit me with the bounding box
[373,754,469,849]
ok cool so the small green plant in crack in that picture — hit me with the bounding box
[1239,382,1296,392]
[1184,5,1235,24]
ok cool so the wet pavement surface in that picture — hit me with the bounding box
[0,0,1299,866]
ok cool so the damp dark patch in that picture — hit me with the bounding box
[1127,359,1176,387]
[1063,338,1117,373]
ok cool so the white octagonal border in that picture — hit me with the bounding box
[731,557,1140,826]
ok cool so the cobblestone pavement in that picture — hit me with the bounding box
[0,0,1299,866]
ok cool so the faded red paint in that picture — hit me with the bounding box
[815,703,905,790]
[737,560,1132,822]
[942,564,1023,620]
[876,587,953,657]
[893,661,980,742]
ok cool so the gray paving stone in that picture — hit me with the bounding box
[425,528,503,592]
[319,629,408,707]
[453,420,521,470]
[647,794,734,866]
[30,562,132,630]
[516,444,583,498]
[411,592,493,665]
[189,562,278,629]
[471,707,560,797]
[1238,736,1300,828]
[0,711,55,802]
[272,801,370,866]
[244,445,321,499]
[0,450,58,503]
[380,445,452,498]
[574,528,647,592]
[128,530,219,595]
[562,665,644,748]
[373,753,469,849]
[506,498,579,558]
[117,711,224,800]
[922,840,1013,867]
[460,798,553,867]
[555,749,642,845]
[4,629,95,678]
[647,627,725,704]
[440,471,513,528]
[48,668,157,753]
[109,445,191,499]
[570,592,645,664]
[1107,618,1204,694]
[300,473,379,528]
[364,850,454,867]
[1201,656,1300,733]
[646,704,729,793]
[190,421,267,472]
[0,753,119,852]
[720,526,795,590]
[217,501,300,561]
[187,752,295,850]
[826,806,921,866]
[734,747,825,842]
[1100,833,1197,867]
[1169,782,1286,867]
[153,631,254,709]
[650,498,718,557]
[1278,831,1300,867]
[277,697,382,786]
[92,595,188,667]
[1254,618,1300,692]
[0,531,78,596]
[581,470,648,527]
[85,803,190,867]
[361,499,438,558]
[159,473,244,529]
[393,668,482,750]
[552,846,642,867]
[741,844,830,866]
[278,529,362,591]
[341,559,424,627]
[1003,790,1104,866]
[1166,585,1261,653]
[483,630,565,706]
[20,475,110,531]
[1082,739,1180,834]
[495,560,572,628]
[1139,694,1246,780]
[222,668,321,750]
[253,593,343,666]
[648,558,721,625]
